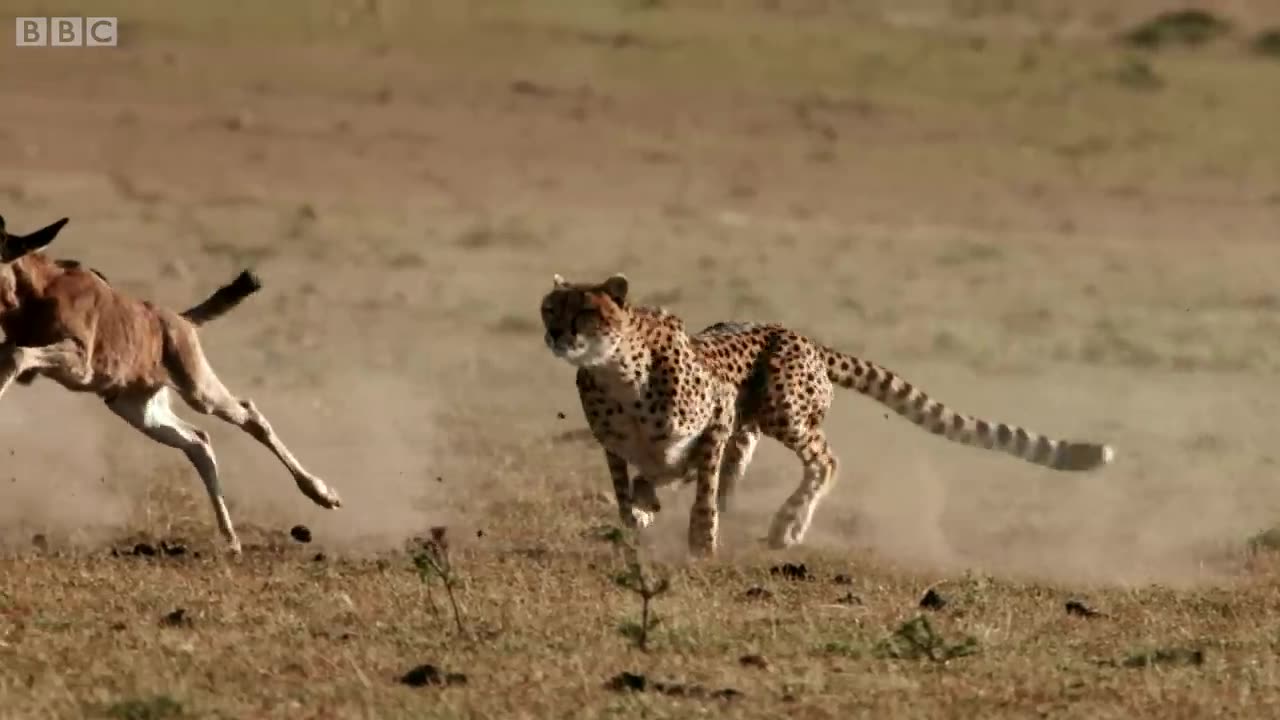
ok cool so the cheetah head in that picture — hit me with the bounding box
[540,273,630,367]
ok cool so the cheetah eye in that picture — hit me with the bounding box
[570,309,601,332]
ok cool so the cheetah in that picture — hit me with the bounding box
[540,273,1115,557]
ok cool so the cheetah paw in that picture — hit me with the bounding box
[689,537,718,558]
[766,522,805,549]
[629,507,656,529]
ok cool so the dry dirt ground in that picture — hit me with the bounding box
[1,1,1280,717]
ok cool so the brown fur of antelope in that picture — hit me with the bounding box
[0,215,342,553]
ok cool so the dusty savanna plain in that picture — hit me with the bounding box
[1,0,1280,717]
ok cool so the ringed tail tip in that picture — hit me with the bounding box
[1054,441,1116,471]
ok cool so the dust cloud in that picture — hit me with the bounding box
[208,368,450,554]
[637,367,1267,588]
[0,367,450,555]
[0,383,135,549]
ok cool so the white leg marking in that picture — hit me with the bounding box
[107,387,241,554]
[179,358,341,511]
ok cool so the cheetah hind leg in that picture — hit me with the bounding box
[767,429,839,549]
[688,423,732,557]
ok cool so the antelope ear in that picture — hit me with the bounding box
[552,273,568,289]
[601,273,629,305]
[3,217,69,261]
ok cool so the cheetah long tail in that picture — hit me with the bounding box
[821,348,1115,471]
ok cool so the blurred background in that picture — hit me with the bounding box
[0,0,1278,583]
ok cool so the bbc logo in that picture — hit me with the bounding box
[15,17,118,47]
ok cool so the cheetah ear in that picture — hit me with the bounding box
[601,273,629,305]
[552,273,568,289]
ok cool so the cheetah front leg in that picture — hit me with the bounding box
[688,422,731,557]
[605,451,655,529]
[631,474,662,515]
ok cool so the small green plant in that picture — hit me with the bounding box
[589,524,627,544]
[413,527,468,637]
[101,695,184,720]
[873,616,979,662]
[818,640,864,658]
[1121,10,1232,49]
[1111,57,1164,92]
[1247,526,1280,552]
[1251,29,1280,58]
[607,528,671,652]
[1120,647,1205,668]
[935,241,1004,266]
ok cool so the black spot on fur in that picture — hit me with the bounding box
[1014,428,1030,455]
[1032,436,1054,464]
[996,424,1012,445]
